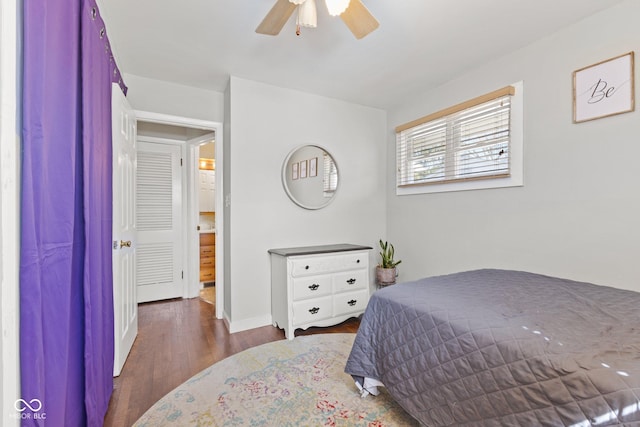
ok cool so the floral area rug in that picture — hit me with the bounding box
[133,333,418,426]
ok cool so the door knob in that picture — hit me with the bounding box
[120,240,132,248]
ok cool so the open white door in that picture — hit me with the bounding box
[112,84,138,376]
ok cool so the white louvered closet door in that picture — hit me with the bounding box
[135,141,183,303]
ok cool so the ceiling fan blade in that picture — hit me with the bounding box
[256,0,298,36]
[340,0,379,39]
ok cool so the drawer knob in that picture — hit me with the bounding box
[346,278,356,285]
[348,299,357,306]
[305,265,310,270]
[308,307,320,315]
[308,284,320,291]
[356,259,360,263]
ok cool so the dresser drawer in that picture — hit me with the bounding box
[290,251,368,277]
[292,296,332,325]
[200,267,215,282]
[292,275,332,301]
[333,289,369,317]
[332,270,368,293]
[200,232,215,246]
[200,245,215,258]
[200,255,215,266]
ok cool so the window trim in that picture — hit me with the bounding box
[396,81,524,195]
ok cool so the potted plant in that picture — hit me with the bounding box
[376,239,401,286]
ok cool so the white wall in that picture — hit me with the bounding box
[123,73,224,123]
[225,76,386,331]
[0,0,20,424]
[386,0,640,291]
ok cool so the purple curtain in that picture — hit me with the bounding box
[21,0,127,425]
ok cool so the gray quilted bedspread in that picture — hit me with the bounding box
[344,269,640,426]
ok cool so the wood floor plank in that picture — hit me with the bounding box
[103,296,360,426]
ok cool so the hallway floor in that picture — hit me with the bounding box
[199,285,215,305]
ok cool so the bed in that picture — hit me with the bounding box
[344,269,640,426]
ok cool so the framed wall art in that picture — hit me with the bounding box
[309,157,318,177]
[573,52,635,123]
[292,162,299,180]
[300,160,308,178]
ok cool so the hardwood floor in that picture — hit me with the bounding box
[103,296,360,426]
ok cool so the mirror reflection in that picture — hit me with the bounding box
[282,145,338,210]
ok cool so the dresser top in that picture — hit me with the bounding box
[268,243,372,257]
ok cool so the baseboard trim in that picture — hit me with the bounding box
[226,314,273,334]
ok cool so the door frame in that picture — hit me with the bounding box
[135,111,224,319]
[0,0,21,421]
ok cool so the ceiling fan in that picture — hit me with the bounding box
[256,0,379,40]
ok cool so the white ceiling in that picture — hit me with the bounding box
[99,0,626,109]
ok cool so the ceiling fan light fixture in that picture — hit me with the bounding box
[256,0,377,39]
[325,0,350,16]
[296,0,317,28]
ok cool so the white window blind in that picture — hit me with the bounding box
[396,86,515,187]
[323,153,338,197]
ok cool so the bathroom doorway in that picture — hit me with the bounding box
[197,141,216,306]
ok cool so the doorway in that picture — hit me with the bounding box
[197,141,216,305]
[135,111,224,319]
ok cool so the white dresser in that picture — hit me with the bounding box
[269,244,372,340]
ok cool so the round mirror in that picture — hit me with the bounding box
[282,145,339,210]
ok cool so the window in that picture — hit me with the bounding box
[323,152,338,197]
[396,83,523,194]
